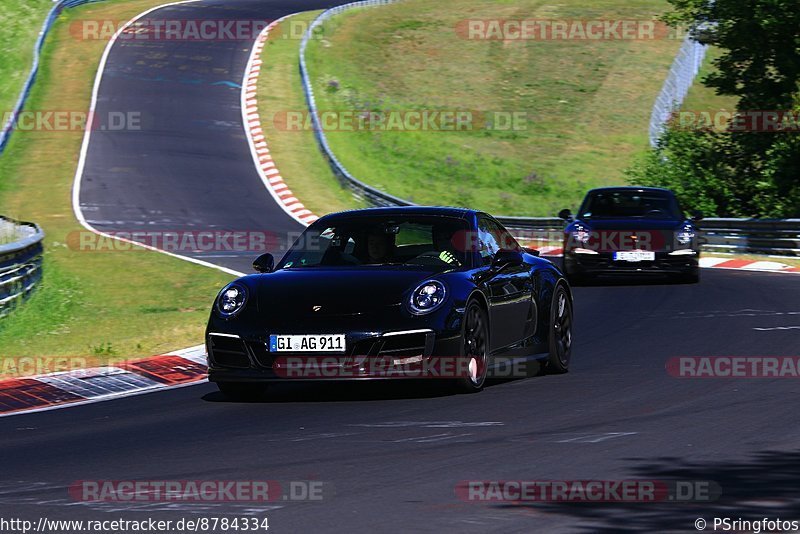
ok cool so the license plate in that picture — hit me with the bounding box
[614,250,655,262]
[269,334,346,352]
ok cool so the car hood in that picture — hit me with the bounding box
[255,267,438,316]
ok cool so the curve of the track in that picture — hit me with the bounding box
[77,0,343,273]
[12,0,800,531]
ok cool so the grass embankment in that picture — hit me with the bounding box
[0,0,232,363]
[299,0,683,217]
[0,0,53,119]
[258,11,361,216]
[680,47,739,114]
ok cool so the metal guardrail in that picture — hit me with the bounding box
[300,2,798,257]
[0,0,106,154]
[698,218,800,256]
[0,217,45,318]
[496,217,800,257]
[299,0,410,207]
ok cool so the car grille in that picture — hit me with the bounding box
[213,331,434,369]
[376,332,431,358]
[207,334,251,368]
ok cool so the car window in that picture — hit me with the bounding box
[278,216,469,269]
[578,191,680,219]
[485,219,521,252]
[477,217,501,266]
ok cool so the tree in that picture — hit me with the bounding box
[630,0,800,217]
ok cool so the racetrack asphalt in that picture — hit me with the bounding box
[2,269,799,532]
[77,0,345,273]
[14,0,800,531]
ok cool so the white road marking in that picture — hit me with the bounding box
[349,421,504,428]
[553,432,637,443]
[390,433,473,443]
[70,0,244,278]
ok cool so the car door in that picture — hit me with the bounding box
[477,216,533,353]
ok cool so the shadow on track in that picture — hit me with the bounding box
[487,449,800,532]
[200,376,537,403]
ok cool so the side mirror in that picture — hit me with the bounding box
[558,208,573,221]
[691,210,704,221]
[493,249,524,268]
[253,253,274,273]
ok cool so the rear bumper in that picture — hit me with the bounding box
[564,249,699,276]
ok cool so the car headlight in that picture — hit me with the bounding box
[570,225,591,245]
[676,226,696,245]
[409,280,447,315]
[216,283,248,318]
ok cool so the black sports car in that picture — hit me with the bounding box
[206,207,573,397]
[559,187,702,283]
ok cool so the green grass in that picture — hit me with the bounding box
[0,0,232,361]
[681,46,739,113]
[257,11,362,216]
[301,0,684,217]
[0,0,53,120]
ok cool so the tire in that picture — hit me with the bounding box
[455,300,489,393]
[566,272,587,286]
[546,283,573,374]
[216,382,266,401]
[679,268,700,284]
[563,264,587,286]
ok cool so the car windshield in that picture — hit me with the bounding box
[278,215,470,270]
[578,190,680,219]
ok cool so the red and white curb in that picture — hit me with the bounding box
[0,346,207,418]
[242,14,318,227]
[700,257,800,274]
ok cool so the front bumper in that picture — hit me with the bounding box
[564,249,699,276]
[206,329,464,383]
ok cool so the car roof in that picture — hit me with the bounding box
[317,206,476,223]
[585,186,675,196]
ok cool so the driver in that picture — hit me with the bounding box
[365,229,395,264]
